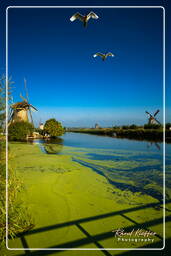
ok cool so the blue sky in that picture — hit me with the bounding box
[0,0,170,127]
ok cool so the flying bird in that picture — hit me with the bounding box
[93,52,115,61]
[70,11,99,27]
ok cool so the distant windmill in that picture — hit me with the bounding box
[70,11,99,27]
[93,52,115,61]
[9,79,37,125]
[145,110,160,125]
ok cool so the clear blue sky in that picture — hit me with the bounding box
[0,0,170,127]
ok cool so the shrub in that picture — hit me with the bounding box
[44,118,64,137]
[129,124,138,129]
[8,121,34,141]
[144,124,161,129]
[122,125,129,129]
[166,123,171,130]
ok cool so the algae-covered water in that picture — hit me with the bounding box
[7,133,171,255]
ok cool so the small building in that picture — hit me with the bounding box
[39,123,44,130]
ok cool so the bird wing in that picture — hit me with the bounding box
[93,52,104,58]
[70,12,84,22]
[106,52,114,57]
[87,11,99,20]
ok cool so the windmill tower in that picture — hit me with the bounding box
[145,110,161,125]
[9,79,37,125]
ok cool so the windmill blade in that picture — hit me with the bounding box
[155,143,161,151]
[30,106,38,112]
[145,111,154,119]
[24,78,35,126]
[154,109,160,117]
[154,117,161,125]
[20,93,27,102]
[145,111,151,116]
[29,108,34,125]
[24,78,30,102]
[29,104,38,111]
[11,96,14,104]
[8,107,13,122]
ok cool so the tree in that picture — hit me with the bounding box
[166,123,171,130]
[129,124,138,129]
[8,121,34,141]
[44,118,64,137]
[144,124,161,129]
[0,75,14,131]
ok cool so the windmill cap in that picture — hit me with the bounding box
[11,101,30,109]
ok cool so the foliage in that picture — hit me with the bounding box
[166,123,171,130]
[70,127,166,142]
[44,118,64,137]
[0,136,34,249]
[129,124,138,129]
[8,121,34,141]
[0,75,14,131]
[122,125,129,129]
[122,124,139,129]
[0,75,33,250]
[144,124,161,129]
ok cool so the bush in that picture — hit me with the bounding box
[122,125,129,129]
[144,124,161,129]
[44,118,64,137]
[8,121,34,141]
[129,124,138,129]
[166,123,171,130]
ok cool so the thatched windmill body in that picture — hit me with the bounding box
[9,79,37,125]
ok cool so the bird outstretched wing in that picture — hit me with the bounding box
[106,52,114,57]
[93,52,105,58]
[70,12,84,22]
[87,12,99,21]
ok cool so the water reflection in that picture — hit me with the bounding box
[27,133,171,202]
[147,142,161,151]
[44,137,63,154]
[30,137,64,154]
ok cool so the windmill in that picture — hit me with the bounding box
[9,79,37,125]
[145,110,161,125]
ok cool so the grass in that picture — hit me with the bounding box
[0,136,33,253]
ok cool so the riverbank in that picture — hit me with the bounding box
[5,136,171,254]
[68,128,171,143]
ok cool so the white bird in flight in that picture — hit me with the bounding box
[93,52,115,61]
[70,11,99,27]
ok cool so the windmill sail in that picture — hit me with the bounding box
[24,78,34,125]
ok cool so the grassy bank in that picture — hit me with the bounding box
[69,127,171,143]
[0,136,33,254]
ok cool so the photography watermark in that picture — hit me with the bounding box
[112,228,157,243]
